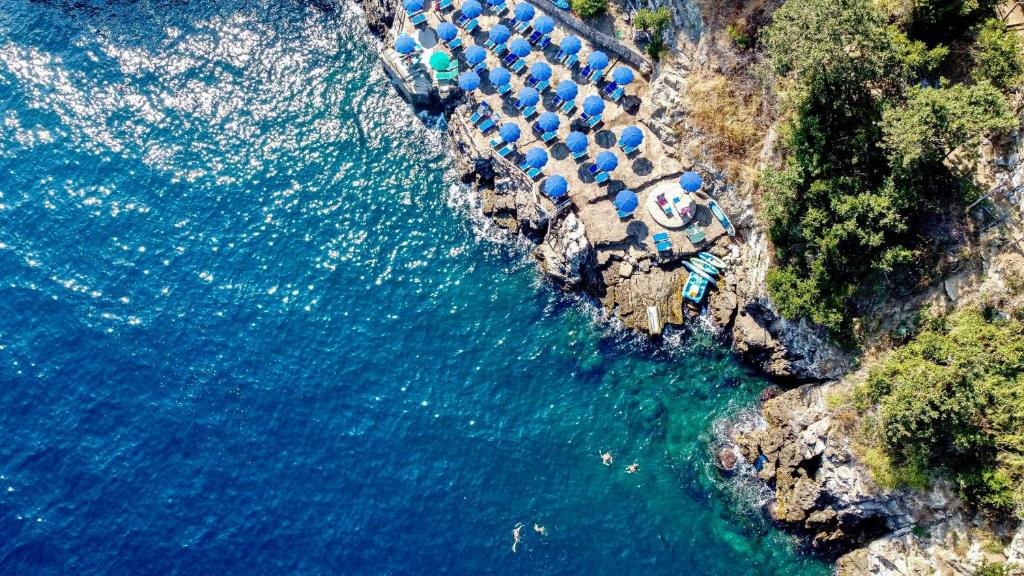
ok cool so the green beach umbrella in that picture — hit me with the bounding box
[429,51,452,71]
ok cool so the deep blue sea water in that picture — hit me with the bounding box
[0,1,830,574]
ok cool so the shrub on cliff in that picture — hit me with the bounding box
[971,19,1024,91]
[633,7,671,59]
[571,0,606,19]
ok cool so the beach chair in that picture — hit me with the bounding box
[620,144,638,155]
[527,167,541,179]
[653,232,672,252]
[491,1,507,14]
[502,53,518,66]
[515,98,527,110]
[497,83,512,95]
[532,122,544,135]
[528,30,543,44]
[525,76,539,88]
[560,99,575,115]
[538,35,551,49]
[603,81,618,96]
[437,0,453,9]
[518,159,531,171]
[551,95,564,109]
[572,147,587,160]
[484,38,496,49]
[474,62,488,74]
[610,87,624,102]
[587,164,600,176]
[522,105,537,119]
[479,113,499,132]
[456,13,469,26]
[556,50,567,62]
[595,171,610,184]
[565,53,578,69]
[578,64,592,79]
[542,131,557,143]
[465,18,479,32]
[447,37,463,50]
[510,59,526,73]
[589,69,603,83]
[469,105,489,124]
[490,138,503,149]
[586,113,602,128]
[534,79,549,93]
[555,0,569,8]
[410,12,428,26]
[685,224,707,244]
[497,145,513,157]
[617,208,633,219]
[515,21,530,34]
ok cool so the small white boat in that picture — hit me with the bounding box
[698,252,727,269]
[646,305,662,335]
[683,260,717,287]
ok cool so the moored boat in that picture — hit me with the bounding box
[697,251,726,270]
[682,272,709,303]
[708,200,735,236]
[688,257,719,276]
[682,260,717,287]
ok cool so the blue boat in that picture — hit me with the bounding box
[688,257,719,277]
[708,200,735,236]
[682,272,709,303]
[698,251,727,269]
[682,260,717,287]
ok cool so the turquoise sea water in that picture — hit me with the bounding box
[0,1,829,573]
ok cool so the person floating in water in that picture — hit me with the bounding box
[601,452,613,466]
[512,523,523,553]
[533,523,546,535]
[626,462,639,474]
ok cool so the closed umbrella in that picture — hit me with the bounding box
[525,147,548,169]
[404,0,424,12]
[555,80,578,101]
[465,45,487,65]
[582,95,604,116]
[533,15,555,34]
[544,175,568,198]
[517,86,540,106]
[587,51,608,69]
[529,62,552,81]
[620,126,643,147]
[489,66,511,86]
[566,131,588,153]
[489,24,511,44]
[429,51,452,71]
[509,38,531,57]
[513,2,535,21]
[437,22,458,41]
[461,0,483,17]
[680,171,702,192]
[614,190,638,212]
[595,150,618,172]
[458,70,481,91]
[560,35,582,55]
[537,112,560,133]
[611,67,634,85]
[395,34,416,55]
[500,123,522,143]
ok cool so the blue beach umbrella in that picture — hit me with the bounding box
[405,0,424,11]
[437,22,458,41]
[465,45,487,65]
[517,86,540,106]
[566,131,588,153]
[500,123,522,143]
[533,15,555,34]
[529,62,552,81]
[487,0,502,6]
[560,35,582,55]
[611,66,634,85]
[395,34,417,55]
[555,79,578,101]
[461,0,483,17]
[537,111,560,133]
[587,51,609,69]
[595,150,618,172]
[680,171,702,192]
[489,24,511,44]
[614,189,638,212]
[509,38,531,57]
[514,2,536,21]
[489,66,511,86]
[544,175,568,198]
[620,126,643,148]
[582,95,604,116]
[525,147,548,168]
[458,70,481,91]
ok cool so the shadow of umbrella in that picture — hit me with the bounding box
[578,163,596,183]
[607,180,625,195]
[626,220,649,242]
[418,28,439,48]
[550,143,570,160]
[632,157,653,176]
[594,129,616,148]
[623,95,642,115]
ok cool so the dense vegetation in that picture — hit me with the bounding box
[632,7,672,59]
[854,310,1024,513]
[758,0,1020,338]
[570,0,606,18]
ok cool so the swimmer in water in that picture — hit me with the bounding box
[626,462,639,474]
[534,523,546,535]
[512,523,523,553]
[601,452,613,466]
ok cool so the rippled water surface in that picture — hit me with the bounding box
[0,1,829,574]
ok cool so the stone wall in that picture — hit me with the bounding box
[530,0,653,75]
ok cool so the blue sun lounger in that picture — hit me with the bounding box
[474,62,488,74]
[478,113,499,132]
[572,147,587,160]
[556,50,568,62]
[534,79,549,93]
[526,76,539,87]
[528,30,543,44]
[522,105,537,119]
[456,13,469,25]
[578,64,592,78]
[469,104,489,124]
[502,53,518,66]
[496,82,512,95]
[541,131,556,143]
[611,87,624,102]
[515,21,530,33]
[410,12,428,26]
[510,59,526,73]
[560,99,575,115]
[437,0,453,9]
[589,69,603,83]
[538,35,551,49]
[620,143,638,155]
[465,18,479,32]
[446,37,463,50]
[653,232,672,252]
[551,95,565,109]
[586,113,602,128]
[526,167,541,179]
[555,0,569,8]
[603,81,618,96]
[565,54,578,68]
[595,171,610,184]
[618,207,633,219]
[587,164,601,176]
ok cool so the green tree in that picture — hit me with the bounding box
[633,7,671,60]
[972,19,1024,91]
[570,0,606,18]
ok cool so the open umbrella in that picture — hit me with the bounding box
[509,38,531,57]
[680,171,702,192]
[560,35,582,55]
[529,62,552,81]
[430,51,452,71]
[517,86,540,107]
[465,45,487,65]
[614,189,638,212]
[620,126,643,147]
[395,34,417,55]
[489,24,511,44]
[489,66,511,86]
[544,175,568,198]
[513,2,535,21]
[487,0,502,6]
[587,51,608,69]
[533,15,555,34]
[461,0,483,17]
[500,123,522,143]
[404,0,424,12]
[595,150,618,172]
[566,131,588,153]
[437,22,458,41]
[582,95,604,116]
[458,70,481,91]
[611,66,634,85]
[537,112,560,133]
[555,80,578,101]
[525,147,548,169]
